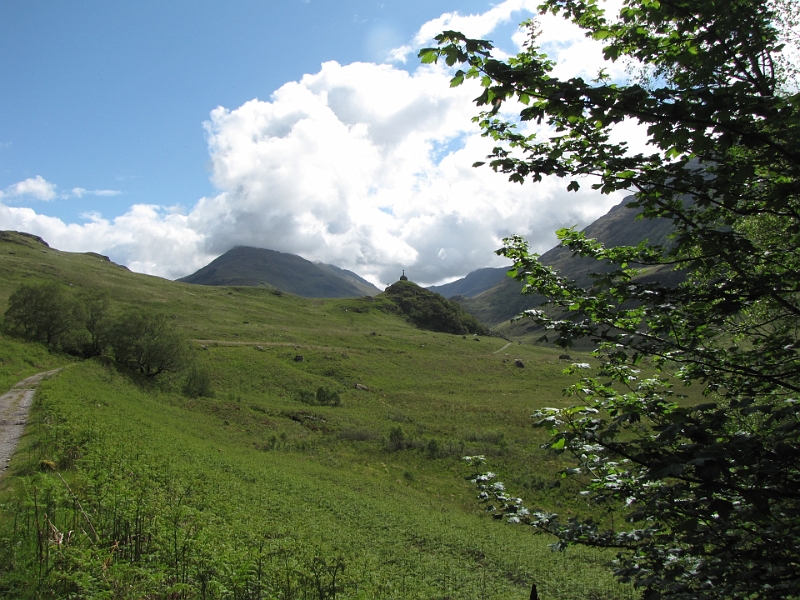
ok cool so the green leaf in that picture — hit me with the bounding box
[450,72,465,87]
[418,49,438,64]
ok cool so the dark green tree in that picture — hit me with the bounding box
[3,281,84,350]
[315,386,341,407]
[108,311,190,378]
[422,0,800,598]
[77,289,110,357]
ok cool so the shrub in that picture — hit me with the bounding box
[182,365,214,398]
[298,387,341,406]
[426,438,440,459]
[387,426,406,451]
[315,386,340,406]
[107,310,190,378]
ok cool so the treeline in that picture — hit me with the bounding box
[2,281,211,396]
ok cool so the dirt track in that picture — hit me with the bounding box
[0,369,60,477]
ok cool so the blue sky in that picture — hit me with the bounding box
[1,0,628,286]
[2,1,491,221]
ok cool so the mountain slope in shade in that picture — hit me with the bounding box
[177,246,377,298]
[426,267,509,298]
[314,262,382,296]
[456,196,676,327]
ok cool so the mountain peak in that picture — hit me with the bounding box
[178,246,381,298]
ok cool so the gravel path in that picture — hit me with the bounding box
[492,342,513,354]
[0,369,61,477]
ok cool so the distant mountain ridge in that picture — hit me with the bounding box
[177,246,381,298]
[435,196,676,327]
[426,267,509,298]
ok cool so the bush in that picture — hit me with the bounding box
[315,386,340,406]
[426,438,440,459]
[298,386,341,406]
[3,281,84,351]
[387,426,406,451]
[107,310,190,378]
[182,365,214,398]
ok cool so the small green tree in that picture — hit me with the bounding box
[108,311,189,378]
[78,289,110,357]
[387,426,406,451]
[3,281,84,350]
[315,387,341,407]
[423,0,800,597]
[182,364,215,398]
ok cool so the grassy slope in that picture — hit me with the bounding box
[0,232,636,599]
[0,336,70,392]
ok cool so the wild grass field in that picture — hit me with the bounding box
[0,232,639,598]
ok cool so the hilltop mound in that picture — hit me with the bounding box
[0,230,50,249]
[380,280,489,336]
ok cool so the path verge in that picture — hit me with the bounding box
[0,369,61,477]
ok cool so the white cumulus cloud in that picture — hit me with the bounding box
[0,1,630,286]
[1,176,58,201]
[183,58,622,285]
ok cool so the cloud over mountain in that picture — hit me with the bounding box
[0,0,626,286]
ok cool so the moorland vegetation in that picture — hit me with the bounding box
[0,231,637,599]
[1,0,798,597]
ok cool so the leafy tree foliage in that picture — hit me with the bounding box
[422,0,800,598]
[107,311,190,378]
[77,289,110,357]
[3,281,192,380]
[3,281,84,351]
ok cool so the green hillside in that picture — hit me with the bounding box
[0,231,636,599]
[314,262,383,296]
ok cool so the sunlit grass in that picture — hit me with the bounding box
[0,232,639,598]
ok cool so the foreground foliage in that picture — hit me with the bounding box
[423,0,800,597]
[0,345,635,599]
